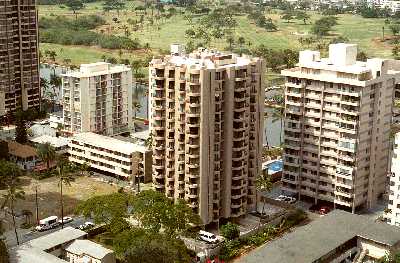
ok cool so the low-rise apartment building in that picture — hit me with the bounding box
[239,210,400,263]
[7,141,38,171]
[10,227,115,263]
[281,43,400,212]
[68,132,152,183]
[61,62,132,136]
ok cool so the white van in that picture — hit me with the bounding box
[35,216,59,231]
[199,230,218,244]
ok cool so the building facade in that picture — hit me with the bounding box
[61,62,132,136]
[149,47,265,224]
[68,132,152,183]
[387,133,400,226]
[0,0,40,116]
[281,43,400,212]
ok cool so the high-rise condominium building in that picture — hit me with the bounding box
[61,62,132,136]
[0,0,40,116]
[149,47,264,224]
[387,132,400,226]
[281,43,400,212]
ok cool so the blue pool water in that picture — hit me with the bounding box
[267,160,283,173]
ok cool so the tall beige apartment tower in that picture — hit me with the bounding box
[0,0,40,116]
[281,43,400,212]
[149,47,265,225]
[61,62,132,136]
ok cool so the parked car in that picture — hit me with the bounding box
[319,206,331,215]
[198,230,218,244]
[36,216,59,231]
[274,195,296,204]
[78,221,95,230]
[58,216,73,224]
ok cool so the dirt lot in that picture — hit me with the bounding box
[0,175,118,229]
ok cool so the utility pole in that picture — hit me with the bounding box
[383,26,385,41]
[35,185,39,225]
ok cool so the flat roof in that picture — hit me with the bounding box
[65,239,114,259]
[70,132,148,154]
[131,130,150,141]
[298,58,371,74]
[10,246,67,263]
[62,62,130,78]
[30,135,70,148]
[25,227,86,251]
[238,210,400,263]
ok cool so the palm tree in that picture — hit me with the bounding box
[56,157,75,229]
[132,101,141,132]
[265,106,284,146]
[1,180,25,245]
[255,170,273,227]
[36,143,56,170]
[49,73,62,111]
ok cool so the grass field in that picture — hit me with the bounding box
[0,176,118,230]
[38,3,392,66]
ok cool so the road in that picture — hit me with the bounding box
[3,216,92,248]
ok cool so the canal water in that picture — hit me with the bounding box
[40,65,283,147]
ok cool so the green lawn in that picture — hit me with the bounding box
[38,4,393,67]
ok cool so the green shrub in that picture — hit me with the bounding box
[219,240,242,261]
[220,222,240,240]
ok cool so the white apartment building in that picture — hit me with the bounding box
[281,43,400,212]
[62,62,132,136]
[68,132,152,184]
[149,46,265,225]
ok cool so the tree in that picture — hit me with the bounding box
[220,222,240,240]
[255,170,273,221]
[123,232,191,263]
[36,143,56,170]
[391,24,400,36]
[226,35,235,51]
[1,179,25,245]
[76,192,133,233]
[281,10,294,23]
[0,141,8,161]
[15,111,27,144]
[132,190,201,237]
[132,101,141,132]
[295,11,310,24]
[103,0,125,16]
[237,36,246,52]
[357,51,368,62]
[0,220,8,263]
[311,16,338,36]
[65,0,84,20]
[0,160,24,188]
[393,44,400,60]
[56,157,75,229]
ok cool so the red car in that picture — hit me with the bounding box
[319,206,331,215]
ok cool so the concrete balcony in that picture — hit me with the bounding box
[304,111,321,118]
[334,198,352,207]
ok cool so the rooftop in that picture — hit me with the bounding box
[65,239,114,259]
[62,62,131,78]
[30,135,70,149]
[8,141,37,158]
[10,227,88,263]
[238,210,400,263]
[25,227,86,251]
[283,43,400,78]
[151,47,260,70]
[70,132,148,154]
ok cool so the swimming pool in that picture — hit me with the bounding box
[262,159,283,175]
